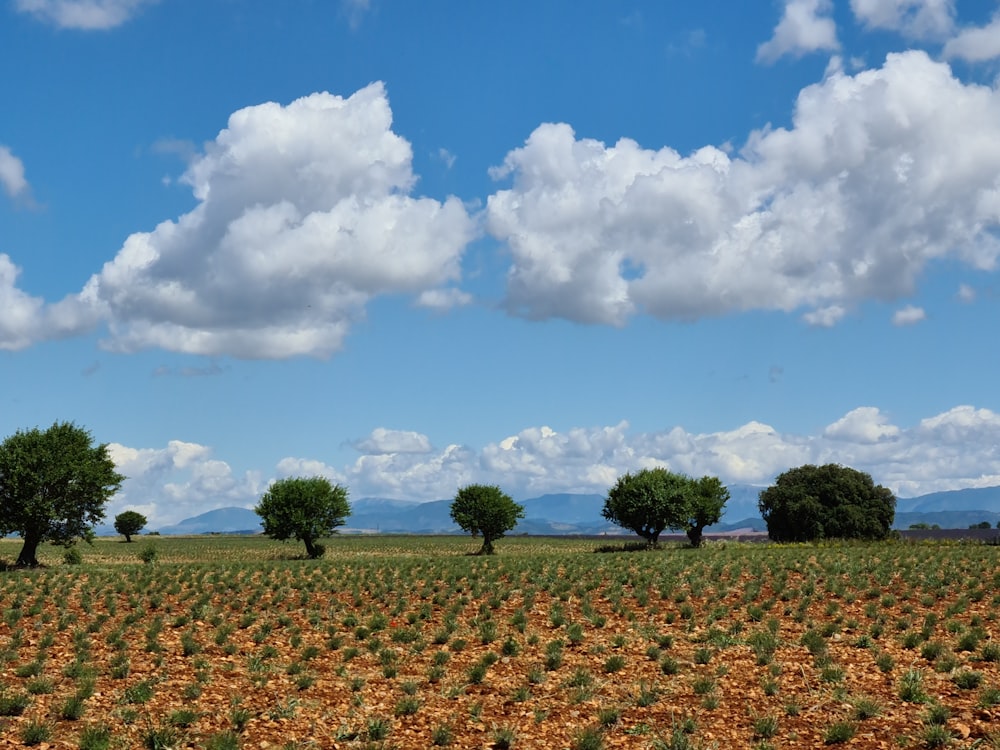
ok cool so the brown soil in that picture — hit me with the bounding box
[0,542,999,749]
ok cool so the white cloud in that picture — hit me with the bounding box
[850,0,955,40]
[756,0,839,64]
[275,457,345,483]
[340,0,370,30]
[487,52,1000,327]
[75,84,476,359]
[14,0,157,30]
[943,12,1000,62]
[824,406,901,443]
[436,148,456,169]
[802,305,846,327]
[354,428,433,455]
[0,255,99,350]
[957,283,976,302]
[0,146,29,199]
[107,440,263,527]
[415,288,472,310]
[892,304,926,325]
[114,404,1000,524]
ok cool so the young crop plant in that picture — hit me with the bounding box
[822,720,857,744]
[850,696,882,720]
[899,668,928,703]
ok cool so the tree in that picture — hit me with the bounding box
[683,476,730,548]
[114,510,147,542]
[254,476,349,558]
[450,484,524,555]
[602,468,693,547]
[758,463,895,543]
[0,422,124,567]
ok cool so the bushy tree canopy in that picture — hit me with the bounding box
[254,476,350,558]
[0,422,124,566]
[450,484,524,555]
[683,476,731,548]
[602,468,728,547]
[758,463,895,542]
[114,510,147,542]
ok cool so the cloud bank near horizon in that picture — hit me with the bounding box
[107,404,1000,526]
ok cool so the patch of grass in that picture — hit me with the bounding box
[823,721,856,744]
[77,724,112,750]
[20,719,52,746]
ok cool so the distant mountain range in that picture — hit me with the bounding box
[97,484,1000,537]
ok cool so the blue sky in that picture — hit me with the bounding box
[3,0,1000,525]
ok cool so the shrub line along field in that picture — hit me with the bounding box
[2,535,1000,749]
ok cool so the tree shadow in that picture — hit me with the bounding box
[593,541,655,554]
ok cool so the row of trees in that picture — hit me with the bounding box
[257,462,896,557]
[0,422,897,565]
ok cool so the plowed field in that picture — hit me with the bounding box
[1,536,1000,749]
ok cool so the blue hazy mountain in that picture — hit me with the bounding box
[130,484,1000,536]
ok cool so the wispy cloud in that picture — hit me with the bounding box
[892,305,926,326]
[0,146,29,201]
[14,0,157,30]
[340,0,371,30]
[756,0,839,64]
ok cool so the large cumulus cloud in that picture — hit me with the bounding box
[486,51,1000,327]
[79,83,476,358]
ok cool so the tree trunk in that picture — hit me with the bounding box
[687,526,704,548]
[16,531,42,567]
[303,536,318,559]
[124,533,132,543]
[478,536,496,555]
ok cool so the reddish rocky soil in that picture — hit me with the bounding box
[0,538,999,749]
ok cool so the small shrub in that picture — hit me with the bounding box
[823,721,856,744]
[851,696,882,720]
[920,724,954,748]
[431,724,454,746]
[78,724,112,750]
[491,724,517,749]
[899,669,928,703]
[142,724,182,750]
[204,731,241,750]
[979,686,1000,707]
[394,696,420,716]
[752,714,779,739]
[20,720,52,746]
[603,655,626,673]
[572,727,605,750]
[60,694,86,720]
[366,717,391,741]
[597,707,621,727]
[923,703,950,726]
[0,690,31,716]
[953,670,984,690]
[138,544,157,564]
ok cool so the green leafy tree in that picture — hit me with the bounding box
[758,463,895,542]
[254,476,349,558]
[683,476,730,548]
[602,468,693,547]
[0,422,124,567]
[450,484,524,555]
[114,510,147,542]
